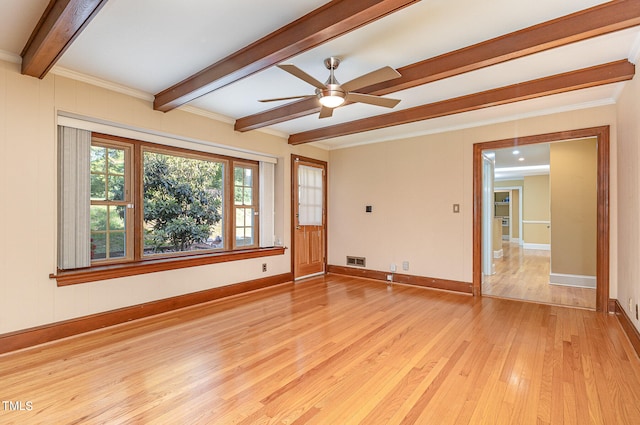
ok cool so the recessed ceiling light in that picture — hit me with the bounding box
[512,150,520,155]
[518,157,525,161]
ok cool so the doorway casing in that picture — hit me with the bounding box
[472,126,609,312]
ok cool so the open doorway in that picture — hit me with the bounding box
[472,126,610,312]
[482,142,596,309]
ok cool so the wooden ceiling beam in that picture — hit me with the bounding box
[288,60,635,145]
[21,0,109,79]
[153,0,420,113]
[235,0,640,132]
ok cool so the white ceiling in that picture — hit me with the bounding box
[1,0,639,150]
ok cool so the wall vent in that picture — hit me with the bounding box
[346,256,366,267]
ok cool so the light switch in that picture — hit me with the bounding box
[453,204,460,213]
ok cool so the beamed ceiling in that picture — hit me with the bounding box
[2,0,640,149]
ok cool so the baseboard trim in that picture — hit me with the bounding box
[0,272,293,355]
[327,265,472,294]
[613,299,640,359]
[493,249,503,259]
[523,243,550,250]
[549,273,596,288]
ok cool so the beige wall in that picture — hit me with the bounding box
[550,138,597,276]
[328,104,617,287]
[0,59,328,334]
[523,175,550,244]
[616,72,640,332]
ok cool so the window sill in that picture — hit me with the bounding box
[50,246,286,286]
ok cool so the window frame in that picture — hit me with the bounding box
[52,132,285,286]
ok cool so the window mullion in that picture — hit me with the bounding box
[133,143,142,261]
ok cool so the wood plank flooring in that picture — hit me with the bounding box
[482,242,596,309]
[1,275,639,424]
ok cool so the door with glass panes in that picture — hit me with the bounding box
[293,156,326,279]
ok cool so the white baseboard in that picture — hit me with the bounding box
[510,238,521,243]
[493,249,503,259]
[523,243,550,250]
[549,273,596,288]
[502,235,509,240]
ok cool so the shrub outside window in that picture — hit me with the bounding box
[143,149,225,256]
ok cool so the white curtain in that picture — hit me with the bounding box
[58,126,91,269]
[298,164,323,226]
[259,161,275,247]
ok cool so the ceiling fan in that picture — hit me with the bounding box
[259,57,402,118]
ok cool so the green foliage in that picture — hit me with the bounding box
[143,152,223,252]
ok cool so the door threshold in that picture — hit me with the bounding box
[295,271,325,281]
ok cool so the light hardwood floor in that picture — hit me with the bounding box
[482,241,596,309]
[1,275,638,424]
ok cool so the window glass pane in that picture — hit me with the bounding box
[108,148,125,174]
[109,232,126,258]
[91,233,106,260]
[234,187,243,205]
[298,165,323,226]
[245,208,253,225]
[143,151,224,255]
[109,206,126,230]
[91,174,106,200]
[243,187,252,205]
[90,146,106,173]
[235,208,245,226]
[244,168,252,186]
[91,206,107,231]
[236,228,246,246]
[234,167,243,185]
[108,175,125,201]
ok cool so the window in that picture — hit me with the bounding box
[143,148,225,255]
[68,132,262,268]
[90,140,133,262]
[233,164,258,248]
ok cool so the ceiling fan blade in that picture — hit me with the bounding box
[319,106,334,119]
[346,92,401,108]
[341,66,401,92]
[259,94,315,102]
[278,64,326,90]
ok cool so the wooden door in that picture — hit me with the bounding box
[292,156,326,279]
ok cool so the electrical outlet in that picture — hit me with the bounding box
[390,264,397,273]
[636,303,638,320]
[402,261,409,271]
[386,274,393,282]
[262,263,267,272]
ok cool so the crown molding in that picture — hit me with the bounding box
[51,66,154,101]
[0,49,21,64]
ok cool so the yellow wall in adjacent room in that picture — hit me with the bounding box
[523,175,550,244]
[550,138,597,277]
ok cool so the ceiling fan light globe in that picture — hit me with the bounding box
[319,95,345,108]
[317,85,345,108]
